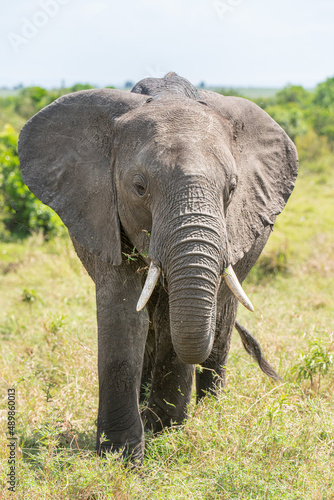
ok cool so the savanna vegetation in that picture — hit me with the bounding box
[0,79,333,499]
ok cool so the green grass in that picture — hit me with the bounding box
[1,156,334,499]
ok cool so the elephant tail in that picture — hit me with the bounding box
[234,320,282,381]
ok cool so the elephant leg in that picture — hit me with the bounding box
[95,258,149,462]
[139,323,155,404]
[196,296,238,402]
[142,288,195,433]
[139,285,160,405]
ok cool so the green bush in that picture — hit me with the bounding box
[275,84,311,107]
[295,129,331,164]
[291,338,334,392]
[264,103,309,141]
[313,76,334,107]
[13,86,54,120]
[12,85,95,121]
[310,105,334,144]
[0,124,64,238]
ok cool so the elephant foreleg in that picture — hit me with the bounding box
[95,258,149,462]
[142,288,195,433]
[139,323,156,404]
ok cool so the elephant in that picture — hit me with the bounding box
[18,72,298,462]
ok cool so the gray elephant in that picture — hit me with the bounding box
[18,73,298,462]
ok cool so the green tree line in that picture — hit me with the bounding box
[1,78,333,239]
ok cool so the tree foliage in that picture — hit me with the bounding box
[0,125,64,239]
[313,77,334,107]
[275,85,311,106]
[264,104,309,141]
[250,77,334,151]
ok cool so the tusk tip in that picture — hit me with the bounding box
[223,265,255,313]
[136,261,161,312]
[238,296,255,312]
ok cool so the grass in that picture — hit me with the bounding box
[0,155,334,499]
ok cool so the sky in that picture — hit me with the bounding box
[1,0,334,89]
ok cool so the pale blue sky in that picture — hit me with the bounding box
[1,0,334,88]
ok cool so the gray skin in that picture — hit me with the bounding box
[18,73,298,462]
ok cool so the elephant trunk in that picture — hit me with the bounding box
[164,211,226,365]
[137,181,254,365]
[167,265,219,364]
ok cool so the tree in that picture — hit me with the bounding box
[0,125,64,238]
[14,86,51,119]
[69,83,94,92]
[276,85,311,107]
[313,77,334,107]
[265,104,309,141]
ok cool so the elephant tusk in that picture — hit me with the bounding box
[223,265,254,312]
[136,262,160,312]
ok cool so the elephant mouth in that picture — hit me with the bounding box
[136,261,254,314]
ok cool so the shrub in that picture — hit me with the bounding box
[295,129,331,164]
[313,76,334,107]
[275,85,311,107]
[265,104,309,141]
[0,124,64,238]
[291,338,334,392]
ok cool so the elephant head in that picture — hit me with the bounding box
[18,74,298,365]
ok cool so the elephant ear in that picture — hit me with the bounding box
[202,90,299,264]
[18,89,147,265]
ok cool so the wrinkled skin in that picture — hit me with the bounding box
[18,73,298,462]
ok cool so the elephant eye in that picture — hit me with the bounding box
[226,179,237,210]
[133,175,147,197]
[229,179,237,197]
